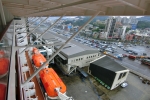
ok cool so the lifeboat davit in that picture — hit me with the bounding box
[39,68,66,98]
[0,83,6,100]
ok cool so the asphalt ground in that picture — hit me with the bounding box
[34,27,150,100]
[113,45,150,78]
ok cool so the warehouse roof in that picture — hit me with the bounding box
[42,31,99,58]
[91,56,127,72]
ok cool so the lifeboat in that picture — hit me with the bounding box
[39,68,66,98]
[32,47,39,54]
[0,58,9,76]
[32,53,47,68]
[0,50,5,57]
[0,83,6,100]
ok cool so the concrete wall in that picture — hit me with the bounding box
[68,52,101,68]
[111,70,129,90]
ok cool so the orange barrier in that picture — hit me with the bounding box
[0,58,9,75]
[0,83,6,100]
[39,68,66,97]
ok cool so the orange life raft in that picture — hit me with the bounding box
[39,68,66,97]
[0,58,9,75]
[0,83,6,100]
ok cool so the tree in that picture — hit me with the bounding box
[126,27,131,32]
[137,21,150,29]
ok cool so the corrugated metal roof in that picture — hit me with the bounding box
[42,31,99,58]
[91,56,127,72]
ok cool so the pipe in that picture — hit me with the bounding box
[19,17,50,43]
[15,42,64,50]
[22,17,41,32]
[19,17,36,28]
[22,11,100,87]
[19,15,64,54]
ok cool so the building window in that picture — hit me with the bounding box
[87,57,88,59]
[76,59,78,61]
[89,56,90,58]
[122,72,127,78]
[79,58,80,61]
[81,58,83,60]
[91,56,92,58]
[118,73,123,80]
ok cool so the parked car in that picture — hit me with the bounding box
[141,59,150,66]
[128,55,136,59]
[132,51,138,55]
[122,54,128,57]
[121,82,128,88]
[143,53,147,56]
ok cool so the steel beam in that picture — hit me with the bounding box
[7,20,16,100]
[117,0,146,11]
[20,17,35,28]
[31,15,64,44]
[15,42,64,50]
[18,17,49,42]
[27,0,99,16]
[22,11,100,87]
[19,17,40,33]
[19,15,64,54]
[0,0,6,26]
[22,17,41,32]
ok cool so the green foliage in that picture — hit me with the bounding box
[92,28,100,32]
[137,21,150,29]
[63,20,73,25]
[126,27,131,32]
[98,24,105,29]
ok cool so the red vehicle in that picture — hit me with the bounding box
[128,55,136,59]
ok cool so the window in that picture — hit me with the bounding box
[79,58,80,61]
[87,57,88,59]
[91,56,92,58]
[118,73,123,80]
[93,55,94,57]
[122,72,127,78]
[81,58,83,60]
[76,59,78,61]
